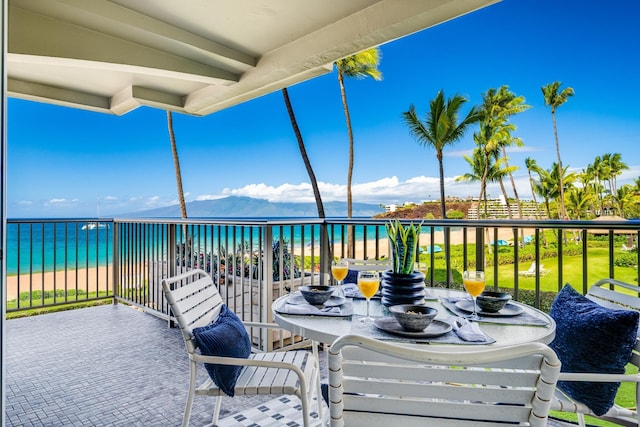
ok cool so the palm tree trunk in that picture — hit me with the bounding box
[552,108,567,219]
[337,69,355,256]
[437,151,446,218]
[281,88,325,218]
[167,111,187,220]
[498,179,512,219]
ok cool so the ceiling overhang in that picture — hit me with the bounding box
[8,0,499,116]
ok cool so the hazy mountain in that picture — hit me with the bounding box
[127,196,385,218]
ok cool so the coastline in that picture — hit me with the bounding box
[7,227,531,301]
[6,266,112,301]
[352,227,529,259]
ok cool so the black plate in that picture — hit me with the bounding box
[374,317,452,338]
[454,299,524,317]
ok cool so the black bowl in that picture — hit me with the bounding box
[476,291,512,313]
[388,304,438,332]
[299,285,334,305]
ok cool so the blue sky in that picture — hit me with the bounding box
[8,0,640,218]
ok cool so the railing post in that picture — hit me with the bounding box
[320,222,329,286]
[263,223,273,351]
[475,227,485,271]
[111,221,119,305]
[168,224,176,278]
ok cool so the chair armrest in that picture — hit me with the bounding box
[191,353,311,395]
[242,321,285,330]
[558,371,640,383]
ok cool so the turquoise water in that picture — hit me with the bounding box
[6,222,112,275]
[6,221,443,275]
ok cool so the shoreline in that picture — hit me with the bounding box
[7,227,533,301]
[6,266,112,301]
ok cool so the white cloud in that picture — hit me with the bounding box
[204,174,540,206]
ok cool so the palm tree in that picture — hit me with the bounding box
[281,88,325,218]
[335,47,382,256]
[479,86,530,220]
[566,186,595,219]
[542,81,574,219]
[336,48,382,218]
[167,111,187,219]
[403,90,482,218]
[602,152,629,215]
[525,158,544,219]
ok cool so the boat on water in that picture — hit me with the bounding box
[82,222,109,231]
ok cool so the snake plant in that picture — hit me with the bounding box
[386,219,422,274]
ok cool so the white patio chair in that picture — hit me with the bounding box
[328,334,561,427]
[550,278,640,426]
[162,269,325,427]
[342,258,390,272]
[519,261,549,277]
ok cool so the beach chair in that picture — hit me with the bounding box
[328,334,561,427]
[519,261,549,277]
[162,269,325,427]
[550,279,640,426]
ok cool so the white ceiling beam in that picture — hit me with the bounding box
[9,5,241,84]
[189,0,499,115]
[8,78,112,113]
[111,86,185,116]
[21,0,256,70]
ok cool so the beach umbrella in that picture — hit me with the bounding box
[425,245,442,254]
[490,240,508,246]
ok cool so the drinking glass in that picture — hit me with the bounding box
[331,259,349,298]
[357,270,380,322]
[463,270,486,320]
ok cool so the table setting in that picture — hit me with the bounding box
[272,285,354,317]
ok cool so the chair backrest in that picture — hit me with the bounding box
[587,278,640,369]
[162,269,223,354]
[343,258,390,272]
[328,334,561,427]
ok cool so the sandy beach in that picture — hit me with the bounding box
[6,227,532,302]
[6,266,112,302]
[351,227,532,259]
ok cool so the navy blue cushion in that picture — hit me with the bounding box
[192,304,251,397]
[550,284,639,415]
[344,269,359,284]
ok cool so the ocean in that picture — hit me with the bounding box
[5,220,442,276]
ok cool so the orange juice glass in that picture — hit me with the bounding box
[331,259,349,298]
[357,271,379,322]
[463,270,485,320]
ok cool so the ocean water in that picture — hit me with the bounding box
[6,222,112,275]
[6,221,444,275]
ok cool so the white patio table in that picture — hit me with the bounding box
[272,287,555,347]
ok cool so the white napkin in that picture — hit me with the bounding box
[449,316,490,342]
[342,283,362,298]
[283,304,342,315]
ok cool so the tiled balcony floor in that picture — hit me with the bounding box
[5,304,576,426]
[5,304,285,426]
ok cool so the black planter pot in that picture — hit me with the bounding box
[380,270,426,307]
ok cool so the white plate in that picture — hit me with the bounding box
[454,299,524,317]
[287,292,347,307]
[374,317,452,338]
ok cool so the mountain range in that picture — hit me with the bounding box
[128,196,385,218]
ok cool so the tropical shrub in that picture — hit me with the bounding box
[446,209,465,219]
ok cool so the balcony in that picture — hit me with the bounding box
[4,217,640,425]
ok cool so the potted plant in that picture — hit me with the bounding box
[381,219,426,306]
